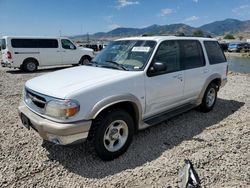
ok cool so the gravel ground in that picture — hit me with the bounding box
[0,65,249,188]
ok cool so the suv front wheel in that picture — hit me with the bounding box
[91,109,134,161]
[198,83,218,112]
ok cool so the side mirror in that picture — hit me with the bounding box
[70,44,75,49]
[148,61,167,75]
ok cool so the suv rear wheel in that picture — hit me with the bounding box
[91,109,134,160]
[198,83,217,112]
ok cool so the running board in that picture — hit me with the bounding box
[144,104,196,126]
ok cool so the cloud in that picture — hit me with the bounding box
[104,15,121,30]
[184,16,199,22]
[116,0,140,9]
[108,23,121,30]
[232,4,250,16]
[193,0,198,3]
[160,8,173,16]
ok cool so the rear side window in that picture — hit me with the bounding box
[180,40,205,69]
[11,39,38,48]
[37,39,58,48]
[204,41,226,64]
[1,39,6,50]
[11,39,58,48]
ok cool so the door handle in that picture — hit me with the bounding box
[173,74,183,81]
[203,69,209,73]
[173,74,182,78]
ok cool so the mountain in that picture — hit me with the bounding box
[90,24,196,38]
[199,18,250,35]
[71,19,250,39]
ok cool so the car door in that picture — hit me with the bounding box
[38,39,62,66]
[180,40,207,101]
[60,39,79,65]
[144,40,184,118]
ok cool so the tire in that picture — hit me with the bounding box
[23,59,38,72]
[91,109,134,161]
[79,56,91,65]
[198,83,217,113]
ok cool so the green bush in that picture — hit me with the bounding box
[192,30,204,37]
[224,34,235,39]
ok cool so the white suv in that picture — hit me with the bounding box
[18,36,228,160]
[1,36,94,72]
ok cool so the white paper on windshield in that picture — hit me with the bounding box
[131,46,151,52]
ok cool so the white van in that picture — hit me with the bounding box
[0,36,95,72]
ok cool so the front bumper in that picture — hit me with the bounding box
[18,102,92,145]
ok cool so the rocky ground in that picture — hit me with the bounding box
[0,66,249,188]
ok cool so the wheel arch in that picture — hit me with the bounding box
[197,74,222,104]
[22,57,39,66]
[88,95,142,131]
[79,55,92,64]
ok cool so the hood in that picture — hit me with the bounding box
[25,66,133,99]
[79,47,93,52]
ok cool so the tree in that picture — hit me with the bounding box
[239,36,243,41]
[192,30,204,37]
[224,34,235,39]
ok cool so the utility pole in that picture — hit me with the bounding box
[87,32,90,44]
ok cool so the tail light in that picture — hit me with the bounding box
[7,51,12,59]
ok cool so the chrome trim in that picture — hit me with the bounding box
[24,87,62,115]
[27,92,46,104]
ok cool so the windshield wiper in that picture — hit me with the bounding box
[85,61,100,67]
[105,61,128,71]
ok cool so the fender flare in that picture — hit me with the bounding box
[197,73,221,104]
[86,94,143,127]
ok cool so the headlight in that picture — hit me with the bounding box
[45,99,80,119]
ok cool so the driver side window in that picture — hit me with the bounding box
[153,40,181,73]
[61,39,76,50]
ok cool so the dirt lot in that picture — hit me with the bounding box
[0,65,249,187]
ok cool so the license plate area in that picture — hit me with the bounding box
[20,113,31,130]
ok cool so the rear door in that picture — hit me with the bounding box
[38,39,62,66]
[180,40,207,101]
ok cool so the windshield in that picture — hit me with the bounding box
[0,39,6,50]
[91,40,157,71]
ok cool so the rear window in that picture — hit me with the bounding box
[1,39,6,50]
[37,39,58,48]
[229,43,237,47]
[204,41,226,64]
[11,39,38,48]
[11,39,58,48]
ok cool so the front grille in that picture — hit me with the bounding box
[26,90,46,109]
[24,88,50,114]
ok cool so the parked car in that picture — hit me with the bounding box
[1,36,95,72]
[241,42,250,52]
[219,42,228,52]
[19,36,228,160]
[228,42,243,52]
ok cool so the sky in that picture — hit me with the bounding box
[0,0,250,37]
